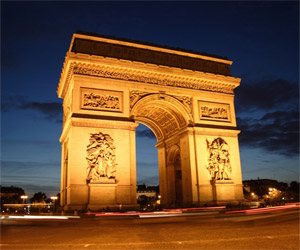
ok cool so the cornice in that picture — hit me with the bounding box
[57,53,241,98]
[71,33,233,65]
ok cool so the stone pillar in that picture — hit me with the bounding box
[179,130,196,207]
[61,119,138,211]
[193,127,244,205]
[156,144,168,207]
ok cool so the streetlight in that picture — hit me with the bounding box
[50,196,58,200]
[50,196,58,213]
[20,195,28,214]
[156,195,161,207]
[20,195,28,204]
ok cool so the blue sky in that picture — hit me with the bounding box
[1,1,299,198]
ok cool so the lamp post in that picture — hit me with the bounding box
[156,195,161,210]
[50,196,58,213]
[20,195,28,204]
[20,195,28,214]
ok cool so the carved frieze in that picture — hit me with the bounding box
[206,138,232,181]
[199,101,230,122]
[81,88,123,112]
[64,63,235,95]
[86,132,117,183]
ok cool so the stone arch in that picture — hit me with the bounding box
[130,93,192,142]
[166,144,183,206]
[57,33,244,211]
[131,94,192,206]
[167,144,180,165]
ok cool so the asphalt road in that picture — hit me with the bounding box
[1,209,299,250]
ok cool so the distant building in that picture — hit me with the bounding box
[243,179,288,197]
[136,184,159,199]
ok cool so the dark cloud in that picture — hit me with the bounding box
[21,102,62,121]
[136,129,156,139]
[235,77,298,112]
[237,108,299,157]
[2,96,62,123]
[235,76,299,157]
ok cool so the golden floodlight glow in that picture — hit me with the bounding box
[251,193,255,196]
[50,196,58,200]
[57,33,244,211]
[20,195,28,199]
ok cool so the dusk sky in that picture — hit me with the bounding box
[1,1,299,198]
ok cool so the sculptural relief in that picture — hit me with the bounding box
[199,101,230,121]
[81,88,123,112]
[175,96,192,114]
[130,90,149,108]
[206,138,232,181]
[201,106,228,119]
[58,33,244,210]
[83,93,120,109]
[86,132,117,182]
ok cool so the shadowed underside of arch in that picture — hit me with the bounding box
[131,94,191,142]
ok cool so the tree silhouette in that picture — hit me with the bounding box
[0,185,25,207]
[30,192,47,203]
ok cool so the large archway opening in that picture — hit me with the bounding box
[135,123,159,209]
[135,123,158,186]
[131,94,191,207]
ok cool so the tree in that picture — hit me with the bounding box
[290,181,299,193]
[30,192,47,203]
[0,185,25,206]
[286,181,300,202]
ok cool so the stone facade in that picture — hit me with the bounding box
[57,33,244,211]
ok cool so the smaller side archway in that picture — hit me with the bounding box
[166,144,183,207]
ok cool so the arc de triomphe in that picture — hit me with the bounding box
[57,32,244,211]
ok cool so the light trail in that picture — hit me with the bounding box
[226,204,299,214]
[3,215,80,220]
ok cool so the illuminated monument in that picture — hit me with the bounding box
[57,32,244,211]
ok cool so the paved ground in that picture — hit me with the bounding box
[1,209,299,250]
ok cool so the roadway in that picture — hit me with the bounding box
[1,208,299,250]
